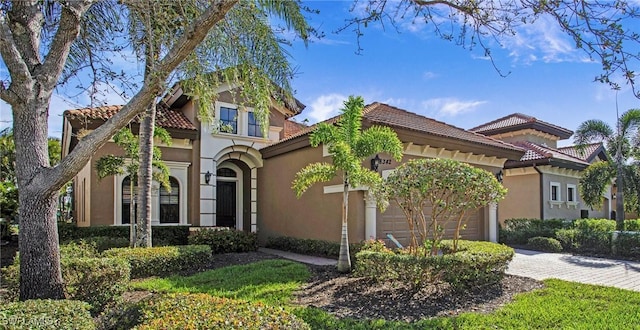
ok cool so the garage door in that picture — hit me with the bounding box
[377,203,484,248]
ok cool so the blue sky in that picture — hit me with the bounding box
[1,1,638,147]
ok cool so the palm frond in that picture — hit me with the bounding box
[354,125,404,161]
[292,162,336,197]
[573,119,614,147]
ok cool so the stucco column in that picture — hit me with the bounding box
[489,202,498,243]
[365,191,377,240]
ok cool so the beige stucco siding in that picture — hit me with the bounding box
[258,143,365,244]
[499,172,541,224]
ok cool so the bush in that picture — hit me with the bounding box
[188,228,257,253]
[0,299,95,330]
[57,223,190,246]
[613,232,640,258]
[555,228,580,251]
[60,239,100,258]
[573,219,616,253]
[266,236,364,261]
[103,245,211,278]
[355,240,514,291]
[132,293,309,329]
[624,219,640,231]
[527,236,563,253]
[499,218,568,245]
[1,257,130,313]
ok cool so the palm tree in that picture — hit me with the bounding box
[292,96,403,272]
[574,109,640,230]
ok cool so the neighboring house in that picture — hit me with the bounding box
[62,91,526,247]
[471,113,611,223]
[258,103,524,247]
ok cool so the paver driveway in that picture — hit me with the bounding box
[507,249,640,292]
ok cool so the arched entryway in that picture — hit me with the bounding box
[215,160,252,231]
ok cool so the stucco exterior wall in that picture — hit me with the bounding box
[542,172,583,220]
[258,143,365,244]
[499,171,541,223]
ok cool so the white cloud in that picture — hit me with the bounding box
[304,93,348,124]
[422,71,437,80]
[421,97,487,117]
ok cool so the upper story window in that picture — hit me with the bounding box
[248,112,263,137]
[550,182,561,201]
[220,107,238,134]
[567,184,577,202]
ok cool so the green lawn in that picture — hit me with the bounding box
[133,260,640,329]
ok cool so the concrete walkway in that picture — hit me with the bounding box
[260,247,640,292]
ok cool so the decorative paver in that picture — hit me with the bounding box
[507,249,640,292]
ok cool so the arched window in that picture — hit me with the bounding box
[160,177,180,223]
[217,168,236,178]
[122,176,137,224]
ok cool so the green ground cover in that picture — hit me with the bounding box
[132,260,640,329]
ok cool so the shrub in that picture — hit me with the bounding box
[1,257,130,313]
[0,299,95,330]
[613,232,640,258]
[57,223,190,246]
[82,236,130,252]
[355,240,513,291]
[103,245,211,278]
[573,219,616,253]
[266,236,364,261]
[527,236,563,253]
[60,239,100,258]
[499,218,568,244]
[188,228,257,253]
[133,293,309,329]
[624,219,640,231]
[555,228,580,251]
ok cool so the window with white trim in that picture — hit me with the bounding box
[567,184,577,202]
[220,107,238,134]
[550,182,561,201]
[247,112,263,137]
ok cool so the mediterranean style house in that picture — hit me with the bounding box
[62,87,529,247]
[471,113,611,224]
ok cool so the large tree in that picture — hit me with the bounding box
[574,109,640,229]
[0,0,308,300]
[292,96,403,273]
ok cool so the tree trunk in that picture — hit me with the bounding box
[616,163,625,230]
[337,177,351,273]
[136,104,156,248]
[13,100,65,300]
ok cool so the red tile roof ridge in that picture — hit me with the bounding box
[63,104,197,130]
[470,112,571,137]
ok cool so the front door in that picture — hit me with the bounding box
[216,181,236,228]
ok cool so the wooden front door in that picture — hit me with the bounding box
[216,181,236,228]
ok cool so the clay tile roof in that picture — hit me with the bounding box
[510,141,591,165]
[470,113,573,139]
[271,102,523,153]
[557,143,605,162]
[64,104,197,130]
[283,120,308,138]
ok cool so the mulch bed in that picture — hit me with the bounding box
[194,251,544,322]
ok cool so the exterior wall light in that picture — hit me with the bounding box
[371,154,382,171]
[204,171,212,185]
[495,170,504,183]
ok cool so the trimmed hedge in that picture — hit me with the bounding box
[132,293,310,329]
[355,240,514,291]
[57,223,190,246]
[266,236,364,261]
[555,228,579,251]
[0,299,95,330]
[1,257,130,313]
[624,219,640,231]
[103,245,211,278]
[573,219,616,253]
[188,228,258,253]
[527,236,563,253]
[499,218,569,245]
[613,232,640,257]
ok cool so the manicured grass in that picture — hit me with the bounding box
[132,260,640,329]
[296,279,640,329]
[130,259,310,305]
